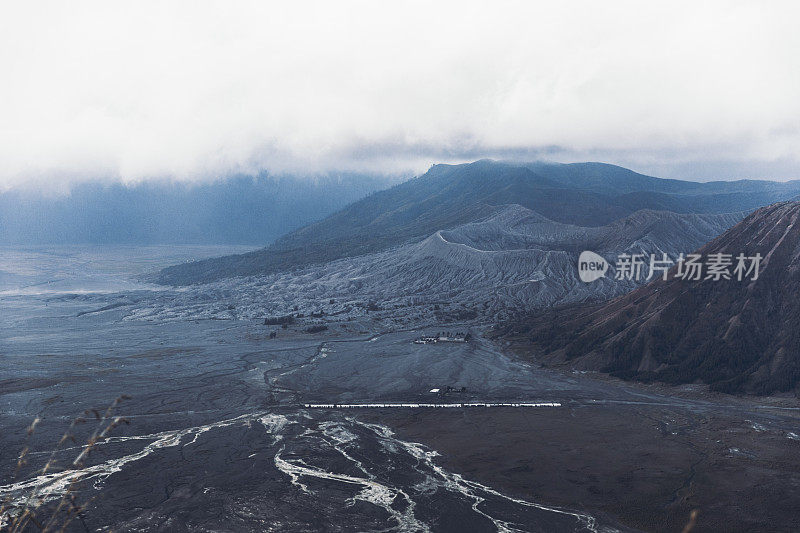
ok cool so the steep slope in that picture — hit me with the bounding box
[156,160,800,285]
[502,202,800,395]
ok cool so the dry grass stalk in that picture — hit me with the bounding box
[0,395,131,532]
[681,509,699,533]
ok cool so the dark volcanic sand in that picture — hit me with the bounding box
[360,401,800,532]
[3,246,800,532]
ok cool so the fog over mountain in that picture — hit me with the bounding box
[157,160,800,285]
[5,4,800,532]
[3,3,800,188]
[0,173,397,245]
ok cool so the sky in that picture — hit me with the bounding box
[1,0,800,191]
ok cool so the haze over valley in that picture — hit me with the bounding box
[0,173,396,245]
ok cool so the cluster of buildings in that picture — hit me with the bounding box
[413,332,470,345]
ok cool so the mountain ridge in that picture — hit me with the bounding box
[156,160,800,285]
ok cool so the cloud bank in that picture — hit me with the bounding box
[1,0,799,189]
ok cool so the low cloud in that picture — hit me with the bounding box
[1,1,799,190]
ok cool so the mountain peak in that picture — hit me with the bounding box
[156,162,800,285]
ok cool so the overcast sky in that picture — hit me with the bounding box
[1,1,799,190]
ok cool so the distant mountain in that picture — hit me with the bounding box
[520,161,800,196]
[0,173,395,245]
[157,160,800,285]
[500,201,800,395]
[131,205,742,323]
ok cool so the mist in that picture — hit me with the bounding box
[2,1,800,190]
[0,173,397,245]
